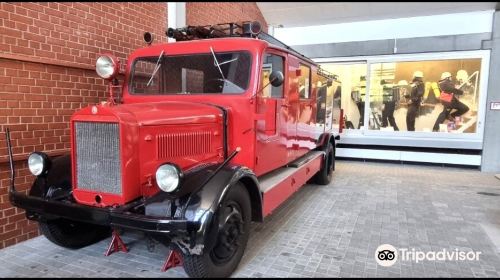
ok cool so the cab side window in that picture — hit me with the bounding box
[262,53,284,98]
[299,64,311,99]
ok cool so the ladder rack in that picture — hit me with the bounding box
[166,21,338,82]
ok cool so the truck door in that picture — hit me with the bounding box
[296,63,317,157]
[286,56,301,162]
[255,52,289,175]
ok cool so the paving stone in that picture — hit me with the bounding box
[1,161,500,277]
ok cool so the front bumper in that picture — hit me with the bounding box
[10,191,200,234]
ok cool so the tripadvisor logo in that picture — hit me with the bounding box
[375,244,481,267]
[375,244,398,267]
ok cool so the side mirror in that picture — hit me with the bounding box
[269,70,284,87]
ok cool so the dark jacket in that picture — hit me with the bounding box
[439,78,463,96]
[409,79,425,104]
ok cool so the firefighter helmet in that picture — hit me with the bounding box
[456,70,468,82]
[441,72,452,80]
[413,71,424,78]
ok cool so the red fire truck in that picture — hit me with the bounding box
[6,21,341,277]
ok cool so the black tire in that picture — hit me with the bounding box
[312,141,335,185]
[183,182,251,278]
[27,155,111,249]
[39,219,110,249]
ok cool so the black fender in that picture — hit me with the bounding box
[28,154,72,199]
[165,163,262,255]
[316,132,338,151]
[316,132,337,170]
[25,154,72,220]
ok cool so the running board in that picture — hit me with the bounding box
[259,151,324,216]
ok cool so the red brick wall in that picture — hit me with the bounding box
[0,2,168,249]
[186,2,268,32]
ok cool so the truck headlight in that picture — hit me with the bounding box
[155,164,182,192]
[96,54,119,80]
[28,152,50,176]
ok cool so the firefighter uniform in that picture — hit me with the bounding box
[381,81,399,131]
[432,76,469,131]
[406,78,425,131]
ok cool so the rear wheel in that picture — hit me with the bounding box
[182,182,251,278]
[312,141,335,185]
[39,219,110,249]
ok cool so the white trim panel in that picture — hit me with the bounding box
[274,11,494,46]
[337,148,482,166]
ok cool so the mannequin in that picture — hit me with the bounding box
[432,72,469,131]
[381,79,399,131]
[351,76,366,128]
[456,69,475,96]
[405,71,425,131]
[424,81,439,104]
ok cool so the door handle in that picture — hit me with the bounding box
[281,104,290,108]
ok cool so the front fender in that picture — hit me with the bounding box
[28,154,71,198]
[169,164,260,254]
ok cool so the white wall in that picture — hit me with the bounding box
[274,11,494,46]
[167,2,186,42]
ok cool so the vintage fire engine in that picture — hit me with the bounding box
[6,21,342,277]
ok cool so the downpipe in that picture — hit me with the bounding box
[5,128,17,195]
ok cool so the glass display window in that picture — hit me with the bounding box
[315,50,490,150]
[368,58,481,133]
[319,63,368,130]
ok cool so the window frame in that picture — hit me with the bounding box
[128,50,253,95]
[261,51,286,99]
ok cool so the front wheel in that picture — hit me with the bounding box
[39,219,110,249]
[312,141,335,185]
[182,182,251,278]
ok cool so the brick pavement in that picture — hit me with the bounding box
[1,160,500,278]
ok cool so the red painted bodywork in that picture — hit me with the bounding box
[70,37,338,215]
[262,152,323,216]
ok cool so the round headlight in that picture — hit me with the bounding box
[28,152,49,176]
[155,164,181,193]
[96,55,118,79]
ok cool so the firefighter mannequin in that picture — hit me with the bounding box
[456,69,475,96]
[405,71,425,131]
[432,72,469,131]
[351,76,366,128]
[381,79,399,131]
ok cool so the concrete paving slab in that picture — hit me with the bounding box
[1,160,500,277]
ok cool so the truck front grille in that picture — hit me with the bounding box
[74,122,122,195]
[157,131,212,159]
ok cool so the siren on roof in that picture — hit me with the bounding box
[242,21,262,36]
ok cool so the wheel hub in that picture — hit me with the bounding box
[211,202,244,264]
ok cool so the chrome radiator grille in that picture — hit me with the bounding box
[74,122,122,195]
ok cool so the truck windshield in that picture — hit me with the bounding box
[129,51,252,95]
